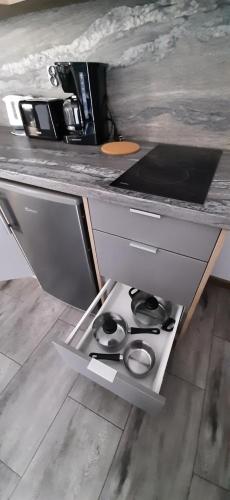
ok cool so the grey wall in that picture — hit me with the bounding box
[0,0,230,148]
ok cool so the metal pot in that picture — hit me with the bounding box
[92,312,160,351]
[129,288,175,331]
[90,340,155,378]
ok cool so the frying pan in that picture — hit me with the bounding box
[92,312,160,351]
[90,340,155,378]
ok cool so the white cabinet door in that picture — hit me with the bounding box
[0,213,33,281]
[212,232,230,281]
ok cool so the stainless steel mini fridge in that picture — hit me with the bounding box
[0,181,98,309]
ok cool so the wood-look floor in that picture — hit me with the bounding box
[0,277,230,499]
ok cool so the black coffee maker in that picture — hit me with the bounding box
[48,62,109,145]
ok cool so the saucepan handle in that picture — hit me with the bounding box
[129,288,138,299]
[130,327,160,335]
[89,353,121,361]
[162,317,175,332]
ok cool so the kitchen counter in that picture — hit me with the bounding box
[0,127,230,229]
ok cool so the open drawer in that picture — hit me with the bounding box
[54,280,183,417]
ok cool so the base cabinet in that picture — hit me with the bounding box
[94,230,206,306]
[88,199,220,308]
[55,198,223,415]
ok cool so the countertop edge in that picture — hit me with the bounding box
[0,167,229,230]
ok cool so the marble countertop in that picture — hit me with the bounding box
[0,127,230,229]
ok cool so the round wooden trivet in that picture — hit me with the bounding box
[101,141,141,156]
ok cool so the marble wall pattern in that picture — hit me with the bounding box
[0,0,230,148]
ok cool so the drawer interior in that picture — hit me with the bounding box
[75,282,183,394]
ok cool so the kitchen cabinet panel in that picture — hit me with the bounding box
[89,199,219,262]
[94,230,206,306]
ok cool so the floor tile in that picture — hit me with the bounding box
[214,286,230,342]
[70,374,130,429]
[0,319,77,475]
[188,475,230,500]
[0,460,19,500]
[0,278,39,301]
[11,397,121,500]
[195,337,230,490]
[0,352,20,393]
[60,305,94,329]
[0,291,21,319]
[60,305,85,326]
[168,282,217,389]
[100,374,203,500]
[0,280,11,293]
[0,287,66,364]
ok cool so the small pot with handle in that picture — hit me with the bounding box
[129,288,175,331]
[90,340,155,378]
[92,312,160,351]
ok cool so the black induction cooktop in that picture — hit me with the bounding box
[111,144,222,204]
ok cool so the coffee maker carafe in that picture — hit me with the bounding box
[48,62,109,145]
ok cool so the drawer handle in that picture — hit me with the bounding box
[130,208,161,219]
[129,241,158,255]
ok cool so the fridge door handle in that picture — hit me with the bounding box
[0,197,20,232]
[0,209,13,235]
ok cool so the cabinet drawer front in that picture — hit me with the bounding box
[94,231,206,306]
[89,199,219,261]
[54,281,183,417]
[55,342,165,417]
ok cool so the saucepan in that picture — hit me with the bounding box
[90,340,155,378]
[92,312,160,351]
[129,288,175,331]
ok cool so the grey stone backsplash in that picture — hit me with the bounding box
[0,0,230,148]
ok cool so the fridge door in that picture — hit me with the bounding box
[0,182,97,309]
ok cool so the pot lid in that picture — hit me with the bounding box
[136,301,166,323]
[92,312,126,349]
